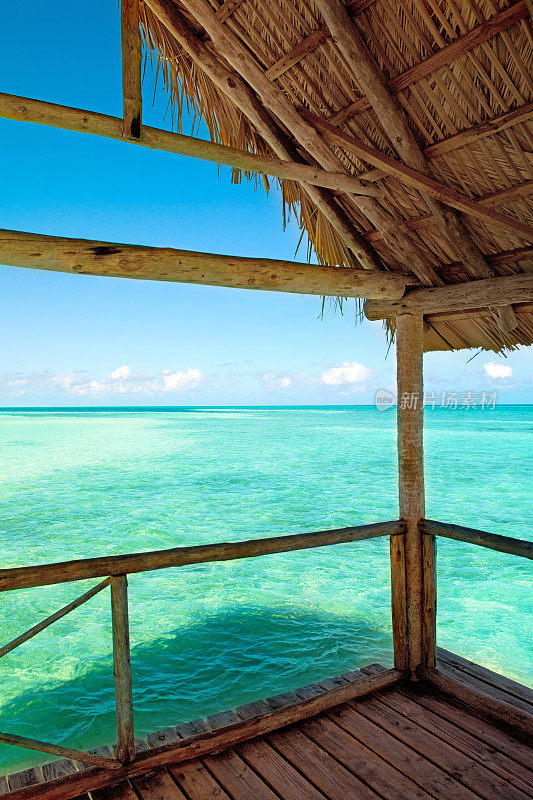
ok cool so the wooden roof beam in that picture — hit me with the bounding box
[330,3,529,125]
[121,0,142,139]
[0,93,382,196]
[364,273,533,320]
[0,228,416,299]
[143,0,383,272]
[169,0,443,286]
[301,111,533,240]
[424,102,533,160]
[315,0,520,331]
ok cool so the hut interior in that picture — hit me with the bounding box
[0,0,532,798]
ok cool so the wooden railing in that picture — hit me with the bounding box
[0,519,403,768]
[0,516,530,771]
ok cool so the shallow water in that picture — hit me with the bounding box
[0,406,531,772]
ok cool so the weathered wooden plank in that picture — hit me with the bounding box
[170,760,233,799]
[110,576,135,764]
[146,729,180,748]
[268,727,381,800]
[132,769,188,799]
[0,579,110,658]
[91,780,139,799]
[202,750,281,800]
[419,666,533,737]
[380,687,533,795]
[0,520,404,591]
[437,648,533,708]
[7,767,43,792]
[237,738,329,800]
[332,703,480,799]
[0,778,7,795]
[0,669,402,800]
[302,714,436,800]
[421,520,533,560]
[364,274,533,320]
[354,695,530,800]
[405,690,533,769]
[41,760,77,782]
[121,0,142,138]
[174,719,210,740]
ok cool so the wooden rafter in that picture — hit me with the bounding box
[164,0,443,285]
[121,0,142,138]
[314,0,523,332]
[0,93,382,198]
[330,2,529,125]
[0,229,416,299]
[301,111,533,240]
[364,273,533,320]
[143,0,383,272]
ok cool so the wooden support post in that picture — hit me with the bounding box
[110,575,135,763]
[121,0,142,138]
[395,313,436,673]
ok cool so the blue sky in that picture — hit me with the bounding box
[1,0,531,405]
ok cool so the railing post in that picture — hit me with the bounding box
[110,575,135,763]
[394,313,436,675]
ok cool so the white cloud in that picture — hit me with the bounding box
[109,365,130,381]
[162,368,202,392]
[0,367,203,398]
[484,362,513,380]
[321,361,372,386]
[261,372,292,391]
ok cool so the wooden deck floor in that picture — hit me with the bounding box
[2,652,532,800]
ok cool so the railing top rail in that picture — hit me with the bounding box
[0,520,404,592]
[420,519,533,560]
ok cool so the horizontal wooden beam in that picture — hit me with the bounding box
[0,732,120,770]
[0,229,414,298]
[331,3,528,125]
[0,92,381,198]
[419,666,533,737]
[0,668,404,800]
[302,111,533,241]
[364,273,533,319]
[0,578,110,659]
[420,519,533,560]
[0,520,404,592]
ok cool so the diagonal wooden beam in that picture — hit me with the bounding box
[0,93,380,198]
[166,0,443,285]
[314,0,522,331]
[301,111,533,240]
[121,0,142,138]
[424,102,533,160]
[143,0,382,271]
[330,3,529,125]
[0,228,416,299]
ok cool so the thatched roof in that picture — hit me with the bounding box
[140,0,533,352]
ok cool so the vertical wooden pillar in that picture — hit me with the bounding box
[111,575,135,763]
[121,0,143,138]
[394,313,436,675]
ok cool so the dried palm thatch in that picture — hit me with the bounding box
[139,0,533,352]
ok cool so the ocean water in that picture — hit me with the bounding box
[0,405,531,773]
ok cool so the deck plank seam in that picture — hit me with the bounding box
[370,691,533,798]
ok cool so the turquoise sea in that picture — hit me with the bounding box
[0,405,531,774]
